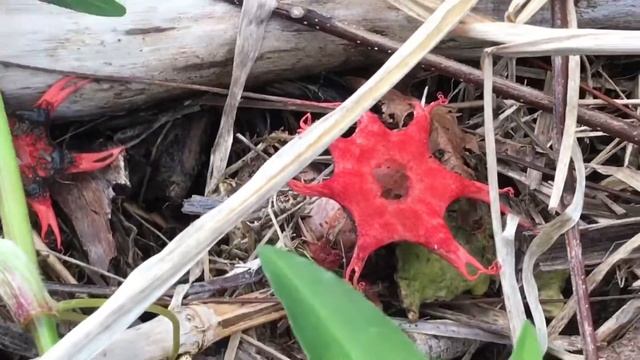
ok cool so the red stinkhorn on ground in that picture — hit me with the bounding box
[9,77,124,249]
[290,95,521,287]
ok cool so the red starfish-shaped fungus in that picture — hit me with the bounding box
[289,96,518,287]
[10,77,124,249]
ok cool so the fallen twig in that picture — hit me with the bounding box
[550,1,597,357]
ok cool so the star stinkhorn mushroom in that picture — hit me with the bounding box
[9,76,124,249]
[290,95,521,287]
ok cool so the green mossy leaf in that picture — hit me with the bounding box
[535,270,569,318]
[395,200,494,319]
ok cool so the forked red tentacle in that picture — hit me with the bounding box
[65,146,124,174]
[288,179,337,199]
[28,195,62,250]
[297,113,314,134]
[33,77,92,114]
[458,179,534,229]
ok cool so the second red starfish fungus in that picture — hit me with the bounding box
[289,95,519,287]
[10,77,124,249]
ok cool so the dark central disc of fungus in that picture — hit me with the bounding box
[372,160,409,200]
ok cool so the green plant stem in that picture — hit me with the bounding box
[0,95,37,263]
[0,93,59,351]
[28,317,60,353]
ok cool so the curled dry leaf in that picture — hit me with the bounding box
[347,75,481,177]
[429,105,480,179]
[303,197,357,249]
[591,165,640,192]
[343,76,414,127]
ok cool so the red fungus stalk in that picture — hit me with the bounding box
[10,77,124,249]
[290,96,519,287]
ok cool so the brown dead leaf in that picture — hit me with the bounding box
[343,76,414,127]
[495,138,534,160]
[303,197,357,250]
[51,155,128,271]
[429,106,479,179]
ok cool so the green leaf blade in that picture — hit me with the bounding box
[259,246,425,360]
[511,321,543,360]
[40,0,126,17]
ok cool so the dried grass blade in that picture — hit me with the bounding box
[455,24,638,49]
[387,0,490,23]
[521,142,585,352]
[38,1,480,359]
[495,214,526,342]
[589,165,640,192]
[505,0,549,24]
[387,0,432,22]
[547,232,640,337]
[481,52,526,344]
[548,55,580,210]
[490,31,640,57]
[204,0,277,195]
[481,52,503,238]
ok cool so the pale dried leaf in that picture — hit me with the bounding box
[505,0,548,24]
[596,298,640,344]
[482,53,526,345]
[495,214,526,341]
[490,31,640,57]
[205,0,277,195]
[590,165,640,192]
[387,0,490,24]
[549,3,579,210]
[386,0,640,51]
[548,55,580,211]
[521,142,585,353]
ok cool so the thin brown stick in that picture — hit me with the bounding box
[229,0,640,146]
[527,59,640,122]
[0,61,336,112]
[551,1,598,358]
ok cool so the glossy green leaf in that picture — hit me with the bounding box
[258,245,425,360]
[511,321,543,360]
[40,0,126,17]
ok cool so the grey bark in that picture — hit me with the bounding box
[1,0,637,119]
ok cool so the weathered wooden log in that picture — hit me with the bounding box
[1,0,638,119]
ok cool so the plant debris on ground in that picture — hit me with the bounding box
[2,0,640,359]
